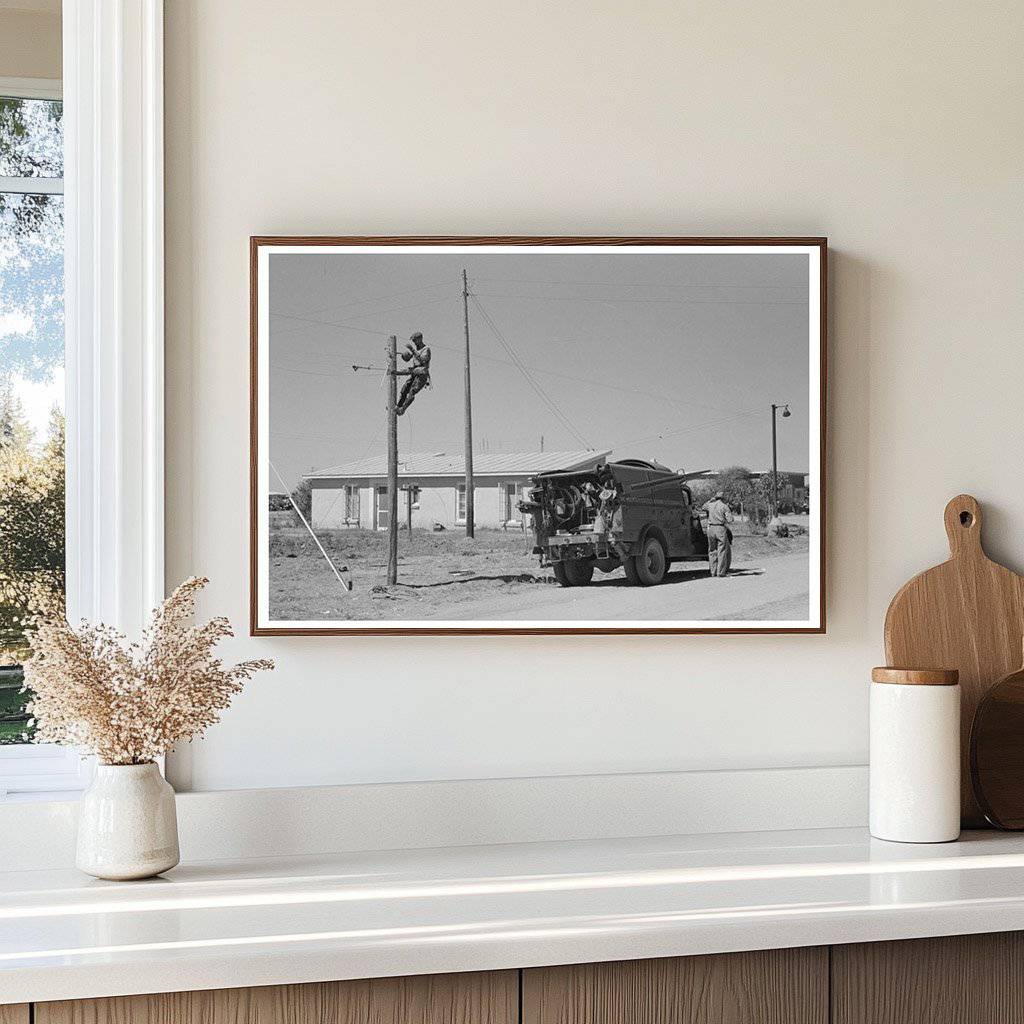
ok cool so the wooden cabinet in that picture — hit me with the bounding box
[522,948,828,1024]
[34,971,517,1024]
[17,932,1024,1024]
[833,932,1024,1024]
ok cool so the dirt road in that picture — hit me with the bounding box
[269,526,810,623]
[417,549,810,622]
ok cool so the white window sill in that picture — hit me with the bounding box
[4,822,1024,1004]
[0,744,93,801]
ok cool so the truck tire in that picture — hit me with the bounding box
[630,536,667,586]
[554,561,594,587]
[623,557,641,585]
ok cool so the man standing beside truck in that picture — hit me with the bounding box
[702,491,734,577]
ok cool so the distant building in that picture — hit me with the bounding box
[765,470,810,511]
[306,450,611,531]
[691,468,810,512]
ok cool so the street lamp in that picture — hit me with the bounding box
[770,403,791,517]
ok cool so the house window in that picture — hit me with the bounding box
[456,483,466,522]
[344,485,360,523]
[502,481,521,522]
[1,87,65,756]
[375,486,389,530]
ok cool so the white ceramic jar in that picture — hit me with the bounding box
[870,667,960,843]
[76,762,180,880]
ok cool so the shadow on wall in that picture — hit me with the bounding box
[828,249,873,643]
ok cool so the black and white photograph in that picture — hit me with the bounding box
[251,238,825,634]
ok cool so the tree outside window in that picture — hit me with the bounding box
[0,93,65,745]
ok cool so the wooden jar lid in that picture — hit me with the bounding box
[871,667,960,686]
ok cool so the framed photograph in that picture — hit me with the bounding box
[251,236,826,635]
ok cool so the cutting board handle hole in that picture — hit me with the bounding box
[960,511,975,527]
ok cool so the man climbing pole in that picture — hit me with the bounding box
[396,331,431,415]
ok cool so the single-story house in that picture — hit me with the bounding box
[307,450,611,531]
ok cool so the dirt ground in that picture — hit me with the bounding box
[268,519,811,622]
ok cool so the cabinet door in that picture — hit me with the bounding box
[36,970,517,1024]
[0,1007,29,1024]
[833,932,1024,1024]
[523,948,828,1024]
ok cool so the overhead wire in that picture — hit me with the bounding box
[472,292,805,306]
[270,281,453,335]
[606,408,764,452]
[470,293,591,449]
[472,276,806,293]
[269,295,458,341]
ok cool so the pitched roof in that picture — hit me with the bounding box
[307,450,610,480]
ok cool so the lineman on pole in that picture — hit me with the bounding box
[396,332,431,415]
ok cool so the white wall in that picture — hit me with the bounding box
[164,1,1024,792]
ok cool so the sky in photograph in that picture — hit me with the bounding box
[268,251,811,489]
[1,98,65,443]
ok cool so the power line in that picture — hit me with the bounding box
[269,294,458,341]
[472,292,805,306]
[470,294,590,449]
[270,313,389,337]
[606,408,763,452]
[270,280,453,331]
[272,335,730,418]
[323,294,457,321]
[473,276,806,292]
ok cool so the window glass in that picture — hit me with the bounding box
[0,98,63,178]
[345,485,360,522]
[0,95,65,747]
[456,484,466,520]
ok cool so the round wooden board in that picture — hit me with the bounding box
[971,665,1024,829]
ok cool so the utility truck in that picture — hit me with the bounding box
[518,458,709,587]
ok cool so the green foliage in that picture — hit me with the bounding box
[715,466,755,511]
[291,479,312,519]
[0,389,65,668]
[696,466,778,532]
[687,478,717,508]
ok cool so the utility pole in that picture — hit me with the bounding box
[770,402,791,518]
[386,335,399,584]
[462,268,475,537]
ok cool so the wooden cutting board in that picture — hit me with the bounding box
[884,494,1024,827]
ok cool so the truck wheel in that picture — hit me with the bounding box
[632,536,667,586]
[554,561,594,587]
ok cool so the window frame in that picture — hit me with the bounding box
[0,76,63,194]
[455,483,467,524]
[344,484,360,524]
[0,76,79,794]
[501,481,522,525]
[0,0,165,800]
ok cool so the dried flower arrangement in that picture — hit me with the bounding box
[23,577,273,765]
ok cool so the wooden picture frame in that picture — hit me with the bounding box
[251,236,827,635]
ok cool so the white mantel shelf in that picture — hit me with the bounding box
[4,826,1024,1004]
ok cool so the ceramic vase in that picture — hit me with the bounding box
[76,762,180,880]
